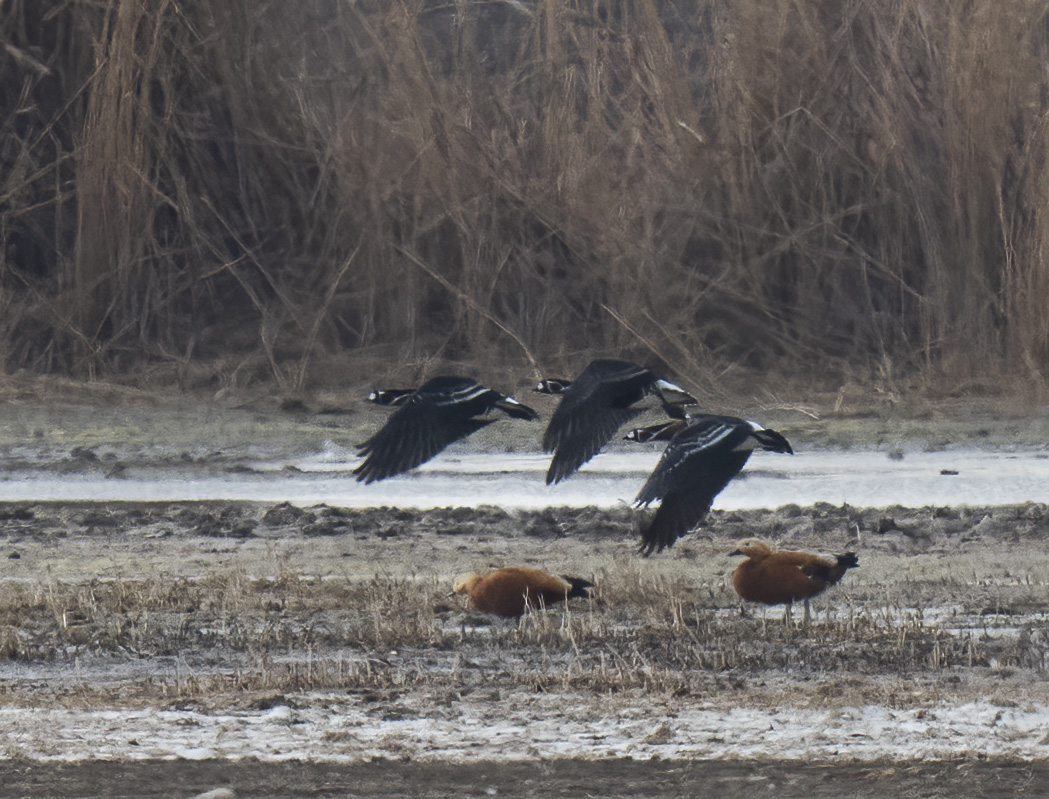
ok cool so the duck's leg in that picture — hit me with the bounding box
[802,598,812,628]
[759,608,767,634]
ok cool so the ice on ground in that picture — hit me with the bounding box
[3,449,1049,508]
[2,696,1048,763]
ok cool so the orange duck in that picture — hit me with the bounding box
[729,539,858,624]
[451,567,594,618]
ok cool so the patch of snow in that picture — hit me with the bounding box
[2,697,1048,763]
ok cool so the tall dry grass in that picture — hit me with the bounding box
[1,0,1048,395]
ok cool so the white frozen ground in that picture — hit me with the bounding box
[3,694,1049,762]
[1,443,1049,508]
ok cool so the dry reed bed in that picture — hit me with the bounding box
[2,1,1049,394]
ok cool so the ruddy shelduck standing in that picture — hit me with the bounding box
[451,567,594,618]
[729,538,858,624]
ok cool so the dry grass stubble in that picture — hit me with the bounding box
[0,502,1047,712]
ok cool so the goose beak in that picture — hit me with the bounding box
[728,548,743,557]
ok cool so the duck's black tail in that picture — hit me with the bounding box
[752,427,794,454]
[824,552,860,585]
[836,552,860,571]
[561,576,595,600]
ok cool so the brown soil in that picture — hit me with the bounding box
[2,756,1047,799]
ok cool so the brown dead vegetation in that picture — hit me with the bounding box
[1,1,1049,397]
[0,501,1047,707]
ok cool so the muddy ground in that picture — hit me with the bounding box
[1,384,1049,796]
[3,757,1048,798]
[1,500,1048,796]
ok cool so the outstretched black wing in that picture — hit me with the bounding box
[636,416,755,555]
[354,403,495,484]
[354,377,502,483]
[542,359,654,484]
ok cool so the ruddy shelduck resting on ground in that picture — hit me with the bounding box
[451,567,595,618]
[728,538,858,625]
